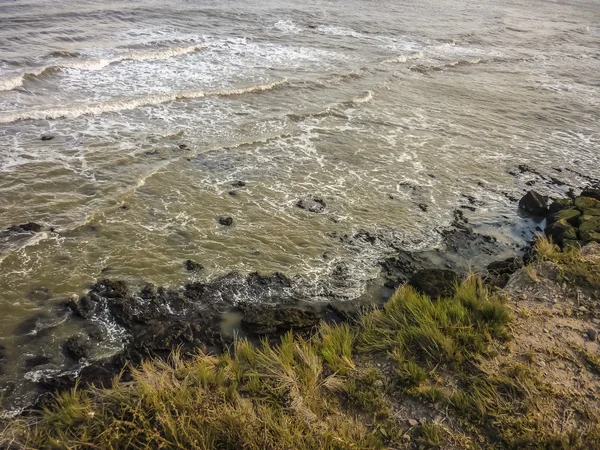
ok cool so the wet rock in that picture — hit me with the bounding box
[485,257,524,288]
[296,197,326,213]
[231,181,246,187]
[40,135,54,141]
[547,208,581,226]
[178,144,190,150]
[7,222,42,233]
[92,279,128,299]
[218,216,233,226]
[409,269,459,299]
[518,191,548,216]
[545,219,578,245]
[139,283,158,299]
[580,189,600,202]
[185,259,204,272]
[62,335,91,360]
[0,345,6,375]
[228,190,238,196]
[574,196,600,211]
[418,203,428,212]
[240,304,320,336]
[548,198,573,214]
[24,355,52,370]
[580,230,600,243]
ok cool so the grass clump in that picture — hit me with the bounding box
[534,235,600,290]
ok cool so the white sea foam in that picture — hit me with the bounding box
[0,79,287,123]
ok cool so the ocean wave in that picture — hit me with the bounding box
[382,51,424,64]
[0,79,287,123]
[0,44,204,92]
[410,58,482,73]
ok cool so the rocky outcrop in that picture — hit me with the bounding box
[409,269,459,299]
[518,191,548,216]
[541,190,600,246]
[240,304,320,337]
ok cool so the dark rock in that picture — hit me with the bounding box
[185,259,204,272]
[13,313,48,336]
[92,279,128,299]
[545,219,578,245]
[40,135,54,141]
[547,209,581,226]
[518,191,547,216]
[409,269,459,299]
[231,181,246,187]
[581,189,600,201]
[228,190,238,196]
[241,305,320,336]
[62,335,91,360]
[548,198,573,214]
[7,222,42,233]
[563,239,585,251]
[178,144,190,150]
[485,257,524,288]
[218,216,233,226]
[296,197,326,213]
[587,329,598,341]
[120,205,129,210]
[418,203,428,212]
[574,196,600,211]
[24,355,52,370]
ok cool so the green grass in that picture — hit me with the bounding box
[2,273,599,449]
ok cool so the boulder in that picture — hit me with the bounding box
[62,335,91,360]
[409,269,459,299]
[545,219,578,245]
[241,305,320,336]
[547,208,580,225]
[580,189,600,201]
[563,239,585,251]
[579,216,600,233]
[518,191,547,216]
[485,257,524,288]
[296,197,326,213]
[218,216,233,226]
[580,230,600,243]
[583,208,600,217]
[185,260,204,272]
[574,196,600,211]
[548,198,573,214]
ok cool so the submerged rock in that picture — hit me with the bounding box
[240,304,320,336]
[231,181,246,187]
[296,197,326,213]
[185,259,204,272]
[518,191,548,216]
[24,355,52,370]
[409,269,459,299]
[40,135,54,141]
[7,222,42,233]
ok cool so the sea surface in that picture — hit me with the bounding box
[0,0,599,412]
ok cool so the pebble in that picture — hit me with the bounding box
[408,419,418,427]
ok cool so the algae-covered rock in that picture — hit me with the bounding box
[545,219,578,245]
[580,230,600,243]
[583,208,600,217]
[518,191,547,216]
[409,269,459,299]
[548,198,573,214]
[578,216,600,233]
[574,196,600,211]
[547,208,580,225]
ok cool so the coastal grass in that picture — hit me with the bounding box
[2,274,599,449]
[533,235,600,290]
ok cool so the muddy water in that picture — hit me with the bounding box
[0,0,599,412]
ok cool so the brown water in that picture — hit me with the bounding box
[0,0,599,412]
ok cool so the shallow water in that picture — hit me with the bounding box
[1,0,599,412]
